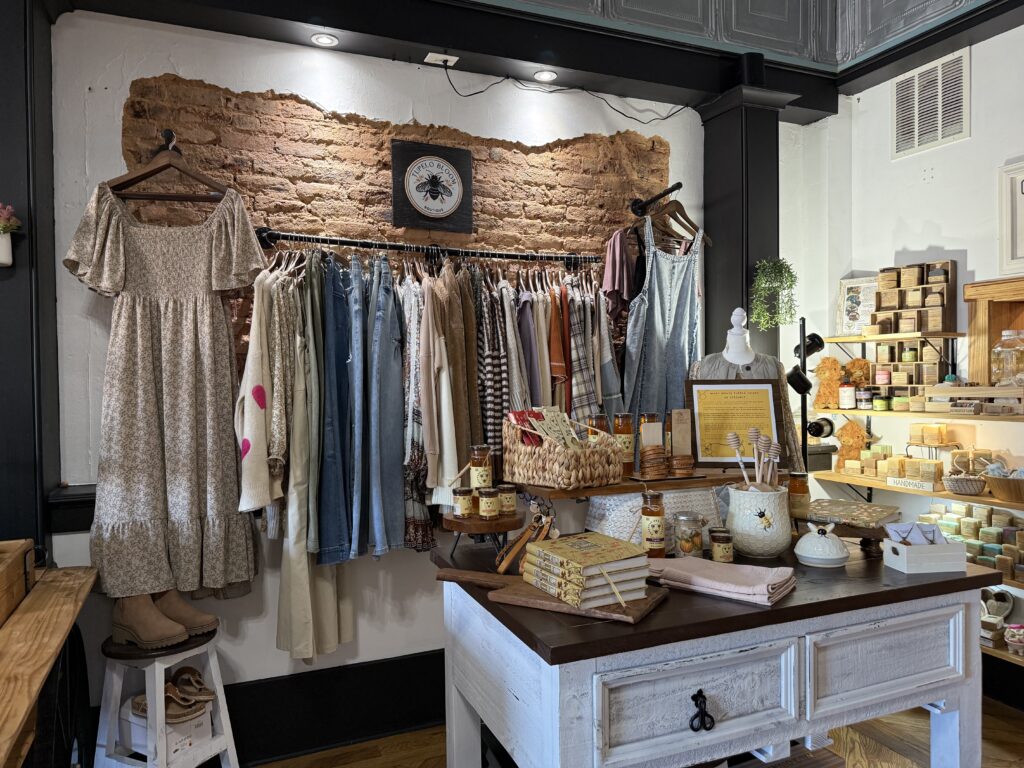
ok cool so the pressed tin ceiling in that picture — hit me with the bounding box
[459,0,993,70]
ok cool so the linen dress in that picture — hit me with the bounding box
[64,184,266,598]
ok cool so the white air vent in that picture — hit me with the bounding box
[891,49,970,159]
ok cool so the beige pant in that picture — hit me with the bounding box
[277,334,353,660]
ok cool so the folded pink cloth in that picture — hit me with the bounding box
[649,558,796,606]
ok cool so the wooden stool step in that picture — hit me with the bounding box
[94,631,239,768]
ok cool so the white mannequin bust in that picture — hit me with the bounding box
[722,307,756,365]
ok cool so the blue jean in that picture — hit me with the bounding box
[348,257,370,559]
[368,257,406,554]
[624,216,702,420]
[317,261,352,565]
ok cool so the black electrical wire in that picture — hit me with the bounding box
[442,62,686,125]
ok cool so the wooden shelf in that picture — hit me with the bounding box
[814,407,1024,423]
[520,476,730,500]
[812,470,1024,512]
[0,566,96,767]
[1003,577,1024,590]
[824,332,965,344]
[981,644,1024,668]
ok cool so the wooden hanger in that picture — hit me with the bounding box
[650,198,713,248]
[106,129,227,203]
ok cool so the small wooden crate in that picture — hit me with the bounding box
[878,267,901,290]
[897,310,919,333]
[0,539,35,628]
[900,265,924,287]
[871,312,896,334]
[904,287,924,308]
[921,342,941,363]
[876,344,896,363]
[920,363,941,385]
[922,307,945,333]
[923,385,1024,414]
[877,289,901,311]
[883,539,966,574]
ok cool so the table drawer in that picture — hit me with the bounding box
[805,604,964,719]
[593,638,799,768]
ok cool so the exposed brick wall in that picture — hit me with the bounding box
[120,74,671,254]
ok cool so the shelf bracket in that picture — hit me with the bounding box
[845,483,873,503]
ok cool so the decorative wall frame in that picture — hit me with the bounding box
[391,140,473,233]
[998,160,1024,275]
[683,379,787,469]
[835,276,877,336]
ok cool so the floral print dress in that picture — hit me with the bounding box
[64,184,266,598]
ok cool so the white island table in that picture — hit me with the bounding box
[433,544,1000,768]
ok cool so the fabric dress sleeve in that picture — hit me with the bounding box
[62,186,126,297]
[210,190,267,293]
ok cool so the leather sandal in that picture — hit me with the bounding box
[172,666,216,702]
[130,683,206,724]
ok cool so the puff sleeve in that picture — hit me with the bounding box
[210,190,267,293]
[62,186,125,297]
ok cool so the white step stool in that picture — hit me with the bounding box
[94,632,239,768]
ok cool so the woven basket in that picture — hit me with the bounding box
[943,474,988,496]
[502,419,622,490]
[983,474,1024,503]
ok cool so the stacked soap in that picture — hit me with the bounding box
[977,556,997,568]
[996,555,1015,578]
[937,520,960,536]
[918,513,940,524]
[980,527,1003,544]
[970,506,992,526]
[960,518,982,539]
[1004,544,1020,563]
[992,511,1013,527]
[1004,527,1021,544]
[965,539,984,556]
[1018,530,1024,549]
[982,543,1004,558]
[966,553,978,564]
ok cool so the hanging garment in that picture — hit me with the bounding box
[475,276,503,474]
[623,216,702,421]
[367,257,405,554]
[401,277,433,551]
[596,289,625,421]
[531,288,552,407]
[304,256,325,554]
[517,291,544,406]
[317,261,353,565]
[500,280,531,411]
[438,265,472,476]
[64,185,263,598]
[549,288,567,411]
[422,277,459,494]
[266,278,298,540]
[560,284,573,409]
[566,278,599,423]
[236,269,273,512]
[457,268,484,446]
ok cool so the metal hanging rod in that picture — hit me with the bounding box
[629,181,682,217]
[254,227,601,264]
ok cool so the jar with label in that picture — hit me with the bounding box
[470,445,493,489]
[614,413,635,476]
[497,483,517,516]
[641,490,665,557]
[901,349,918,363]
[664,412,673,454]
[787,472,810,519]
[586,414,609,444]
[478,488,500,520]
[452,487,474,519]
[872,395,891,411]
[674,512,705,557]
[855,388,874,410]
[710,528,733,563]
[875,368,891,386]
[838,377,856,409]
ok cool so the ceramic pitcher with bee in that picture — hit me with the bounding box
[727,485,792,558]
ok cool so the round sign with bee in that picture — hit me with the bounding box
[404,156,463,219]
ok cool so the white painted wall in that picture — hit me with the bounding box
[52,11,703,699]
[780,25,1024,614]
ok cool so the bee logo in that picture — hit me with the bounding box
[415,173,454,203]
[755,507,774,530]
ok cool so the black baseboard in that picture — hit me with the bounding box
[224,649,445,766]
[982,653,1024,712]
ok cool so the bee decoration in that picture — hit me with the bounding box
[755,507,774,530]
[415,173,454,203]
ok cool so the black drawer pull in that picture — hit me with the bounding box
[689,689,715,732]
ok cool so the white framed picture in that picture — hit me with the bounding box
[835,276,878,336]
[999,160,1024,275]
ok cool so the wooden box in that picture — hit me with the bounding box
[922,307,945,333]
[904,287,924,308]
[878,289,901,311]
[878,267,901,290]
[924,285,947,308]
[897,311,919,333]
[965,276,1024,384]
[921,342,941,363]
[921,363,941,385]
[900,265,924,287]
[883,539,966,574]
[876,345,895,364]
[0,539,35,628]
[871,312,896,334]
[892,371,912,386]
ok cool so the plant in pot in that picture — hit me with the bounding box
[750,258,798,331]
[0,203,21,268]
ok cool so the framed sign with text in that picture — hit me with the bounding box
[391,140,473,233]
[683,379,788,469]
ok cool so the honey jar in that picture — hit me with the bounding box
[470,445,493,489]
[614,413,635,476]
[641,490,665,557]
[452,487,474,519]
[586,414,609,444]
[664,412,673,454]
[710,528,733,563]
[478,488,500,520]
[497,483,517,516]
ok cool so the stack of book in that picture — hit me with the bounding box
[523,531,649,609]
[980,626,1006,649]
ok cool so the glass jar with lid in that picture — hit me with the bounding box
[641,490,665,557]
[497,484,517,516]
[452,487,474,519]
[478,488,500,520]
[586,414,609,444]
[674,512,705,557]
[614,413,635,476]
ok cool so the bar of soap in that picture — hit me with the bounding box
[929,502,948,515]
[938,520,960,536]
[1016,563,1024,579]
[860,449,874,461]
[996,555,1014,578]
[977,556,997,568]
[982,543,1004,558]
[918,513,940,524]
[1002,544,1020,564]
[970,508,992,527]
[966,553,977,564]
[877,459,890,476]
[960,518,982,539]
[942,512,964,523]
[1017,530,1024,550]
[904,458,922,478]
[951,502,971,516]
[1003,527,1020,545]
[965,539,984,556]
[980,527,1003,544]
[992,511,1013,528]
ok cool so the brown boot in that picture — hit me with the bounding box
[153,589,219,636]
[112,594,188,649]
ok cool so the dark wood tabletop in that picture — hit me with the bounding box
[431,542,1001,665]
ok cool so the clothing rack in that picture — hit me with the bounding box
[628,181,682,217]
[253,227,601,266]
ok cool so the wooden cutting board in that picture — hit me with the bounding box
[436,568,668,624]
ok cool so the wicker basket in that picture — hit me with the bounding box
[983,474,1024,504]
[943,474,988,496]
[502,419,623,490]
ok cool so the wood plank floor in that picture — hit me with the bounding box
[263,697,1024,767]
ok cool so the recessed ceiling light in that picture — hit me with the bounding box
[533,70,558,82]
[310,33,339,47]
